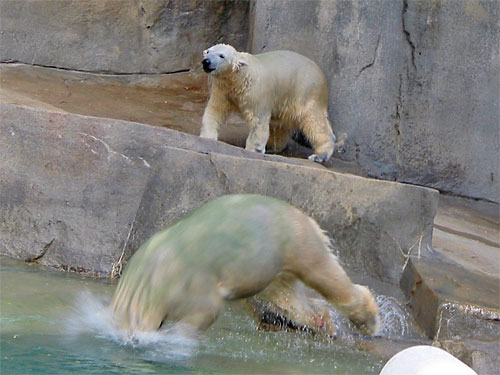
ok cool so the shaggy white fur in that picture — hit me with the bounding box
[200,44,336,163]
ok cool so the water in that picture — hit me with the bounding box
[0,257,422,374]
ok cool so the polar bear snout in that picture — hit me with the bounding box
[202,58,215,73]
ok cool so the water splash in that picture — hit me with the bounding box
[375,295,412,338]
[63,291,199,360]
[325,294,415,340]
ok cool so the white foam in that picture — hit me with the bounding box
[326,294,414,340]
[375,295,412,338]
[64,291,199,360]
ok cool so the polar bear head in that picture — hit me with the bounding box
[202,44,247,75]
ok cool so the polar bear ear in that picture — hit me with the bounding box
[233,51,248,69]
[237,59,248,68]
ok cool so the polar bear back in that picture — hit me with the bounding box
[245,50,329,112]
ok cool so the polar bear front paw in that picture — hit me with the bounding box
[308,153,329,163]
[254,146,266,154]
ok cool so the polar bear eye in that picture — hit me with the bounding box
[219,54,225,59]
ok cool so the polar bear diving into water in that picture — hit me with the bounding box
[111,195,380,337]
[200,44,336,163]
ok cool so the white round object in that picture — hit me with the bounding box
[380,345,477,375]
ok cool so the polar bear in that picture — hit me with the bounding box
[246,273,337,335]
[199,44,336,163]
[111,194,380,336]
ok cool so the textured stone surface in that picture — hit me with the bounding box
[434,339,500,375]
[0,103,438,283]
[401,257,500,341]
[0,0,249,73]
[0,63,255,148]
[432,195,499,279]
[249,0,499,202]
[1,0,497,202]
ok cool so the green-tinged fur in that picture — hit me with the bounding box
[111,194,379,336]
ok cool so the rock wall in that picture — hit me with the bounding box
[0,0,497,201]
[249,0,499,203]
[0,103,438,284]
[0,0,249,73]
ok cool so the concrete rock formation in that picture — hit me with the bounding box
[401,258,500,342]
[0,0,249,74]
[0,2,498,371]
[249,0,499,202]
[1,0,497,202]
[0,103,437,284]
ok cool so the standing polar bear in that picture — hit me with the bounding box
[200,44,336,163]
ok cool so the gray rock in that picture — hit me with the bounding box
[249,0,499,202]
[434,340,500,375]
[400,257,500,341]
[0,0,249,74]
[0,103,438,284]
[1,0,497,202]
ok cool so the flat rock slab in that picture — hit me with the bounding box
[401,257,500,341]
[432,195,499,279]
[0,63,332,162]
[0,63,240,143]
[0,103,438,284]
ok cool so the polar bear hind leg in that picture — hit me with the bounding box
[299,106,335,163]
[267,123,291,153]
[287,215,380,335]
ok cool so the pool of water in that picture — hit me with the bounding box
[1,257,423,374]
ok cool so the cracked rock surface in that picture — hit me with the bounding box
[0,102,438,284]
[0,0,250,74]
[1,0,498,202]
[249,0,499,203]
[1,1,498,372]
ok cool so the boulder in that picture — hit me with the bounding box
[0,0,249,74]
[434,339,500,375]
[0,103,438,283]
[249,0,499,202]
[400,257,500,341]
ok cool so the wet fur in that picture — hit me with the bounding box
[111,195,379,336]
[200,44,336,162]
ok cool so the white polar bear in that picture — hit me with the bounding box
[200,44,336,163]
[111,194,380,336]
